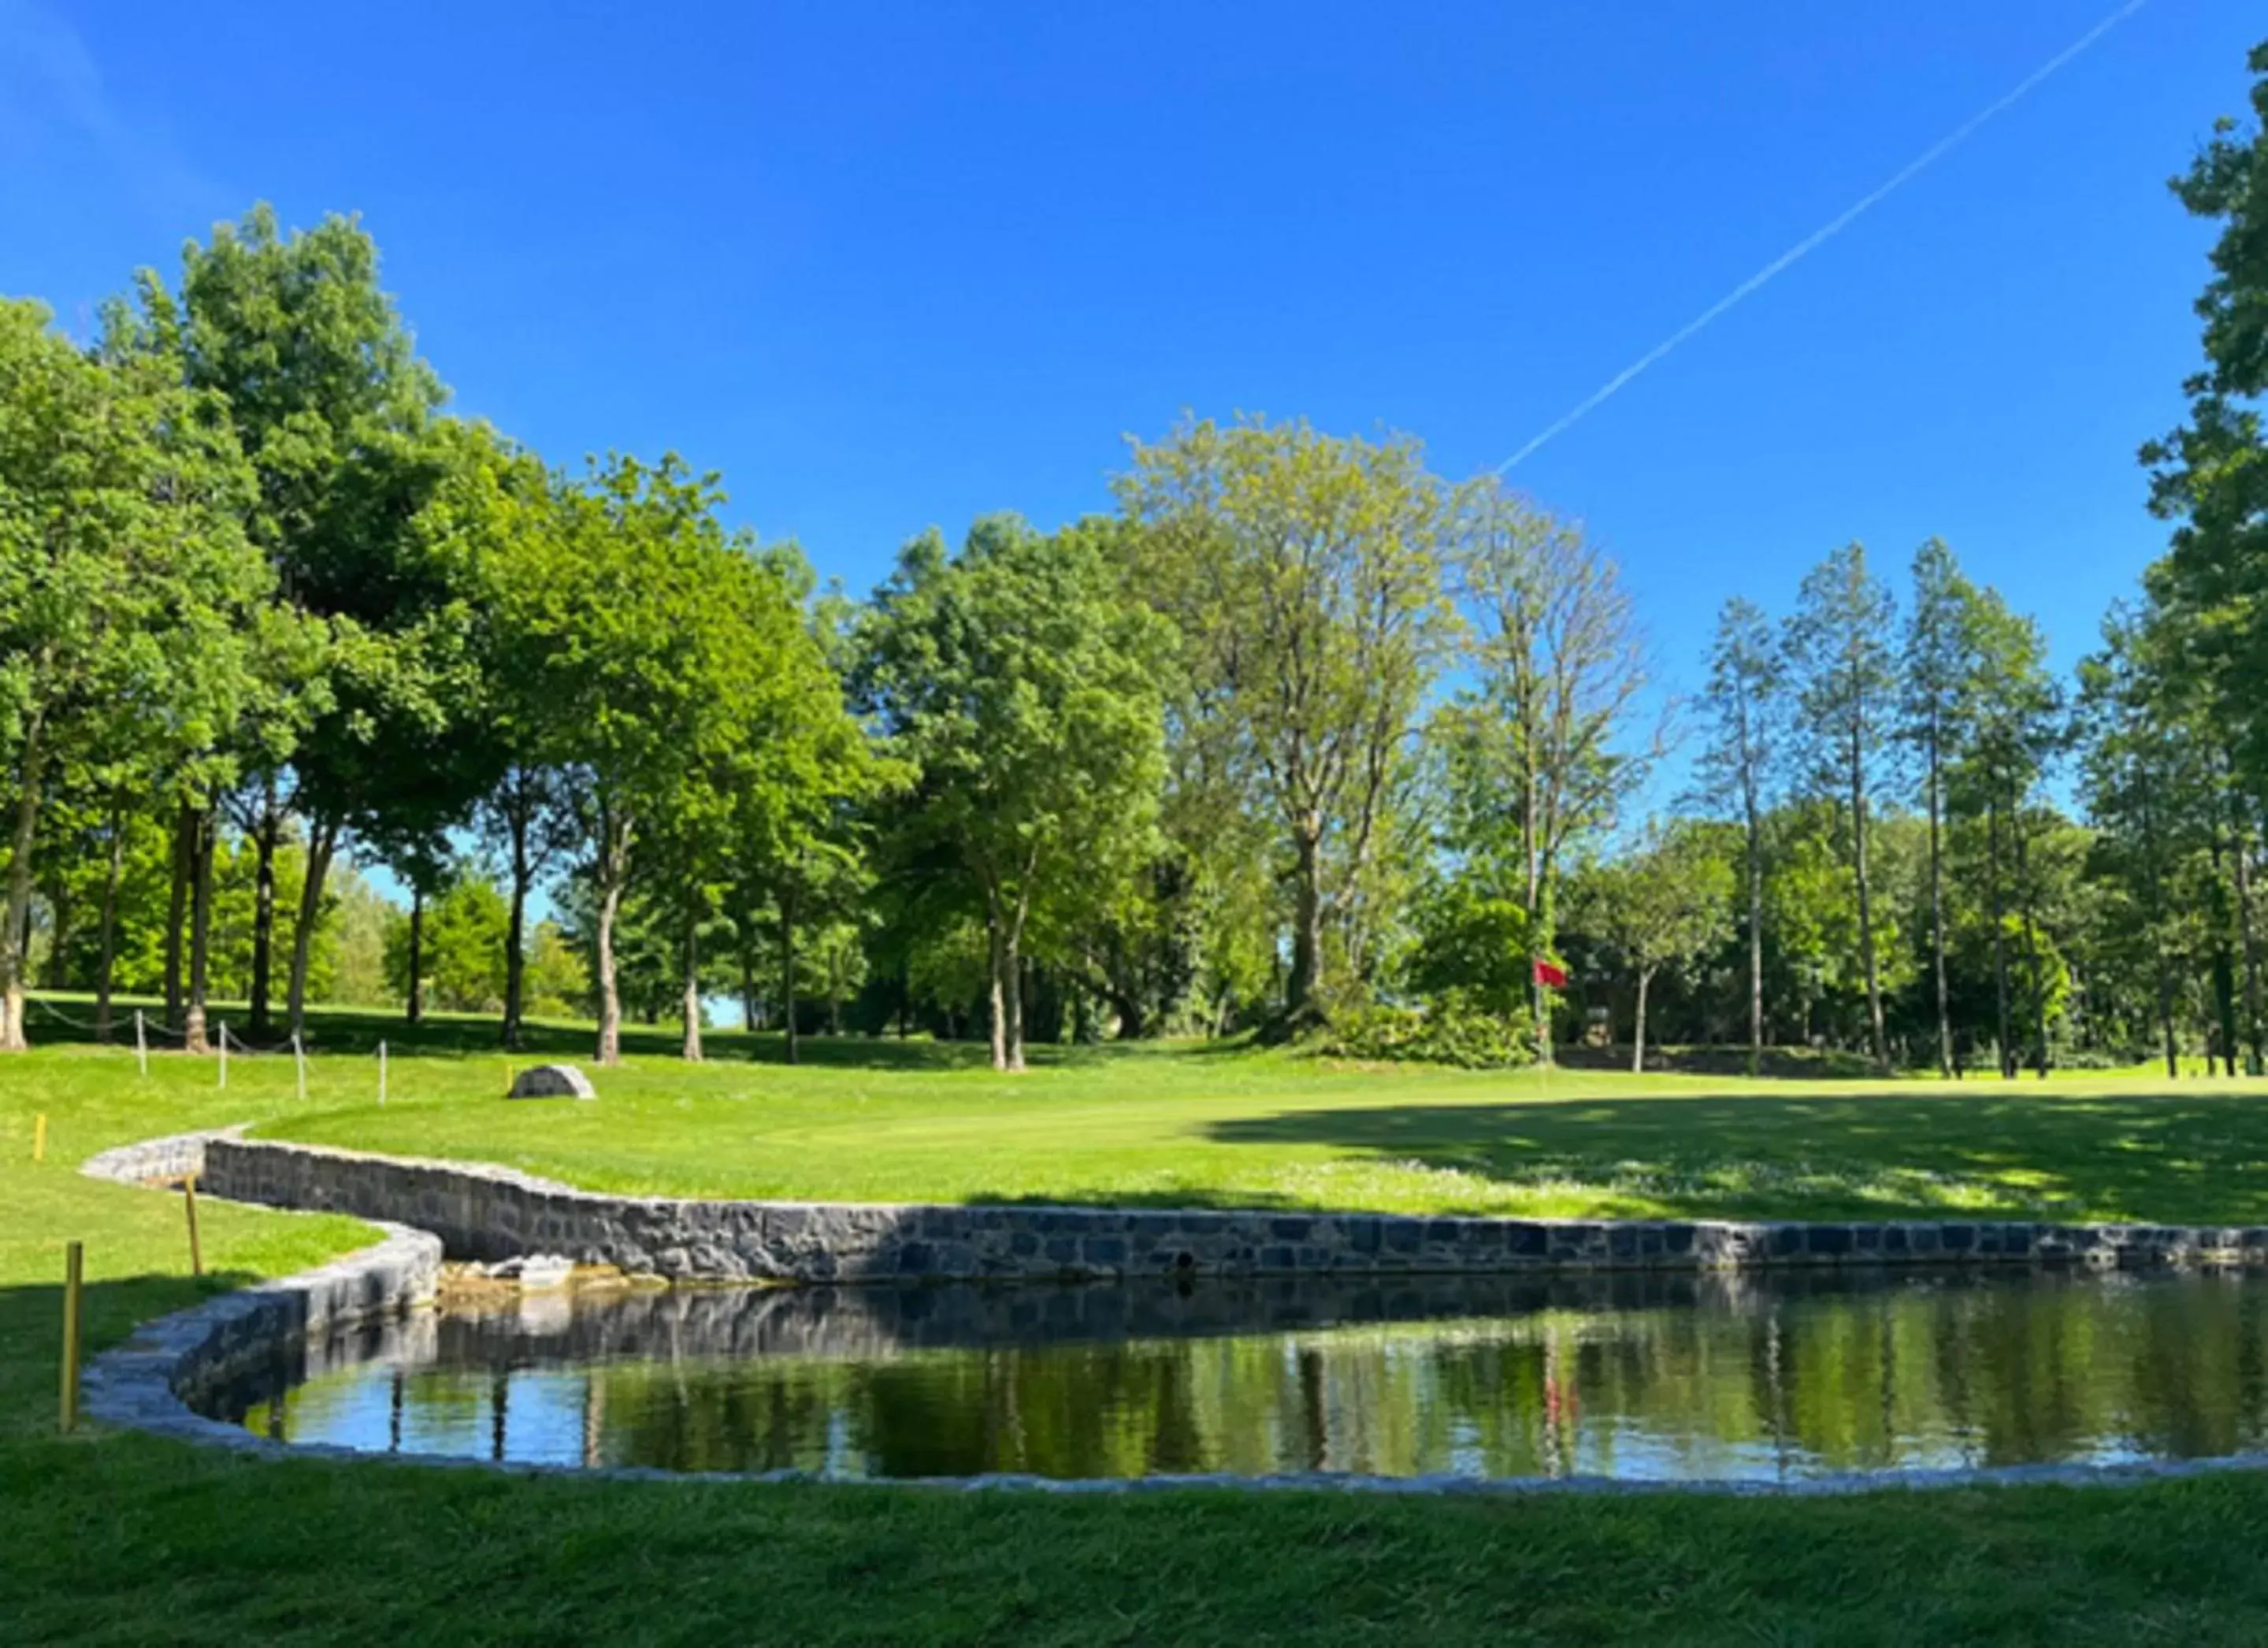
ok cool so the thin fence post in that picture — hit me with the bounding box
[60,1240,83,1433]
[134,1009,147,1077]
[293,1033,306,1103]
[378,1041,388,1107]
[217,1023,227,1090]
[184,1175,203,1278]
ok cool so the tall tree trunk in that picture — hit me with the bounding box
[2210,829,2240,1080]
[40,874,71,992]
[680,904,703,1063]
[739,930,758,1037]
[163,801,191,1032]
[2239,800,2265,1076]
[1850,740,1887,1071]
[780,882,800,1067]
[1004,925,1027,1073]
[0,715,46,1053]
[1287,822,1323,1023]
[2010,778,2049,1079]
[285,817,340,1041]
[592,818,629,1067]
[500,795,529,1050]
[2159,968,2181,1078]
[405,885,425,1028]
[247,775,280,1037]
[1745,789,1764,1078]
[2140,763,2177,1078]
[94,800,124,1044]
[986,904,1008,1071]
[184,806,216,1056]
[1988,795,2013,1078]
[1631,967,1652,1075]
[1927,711,1952,1078]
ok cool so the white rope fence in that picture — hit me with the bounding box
[29,996,393,1103]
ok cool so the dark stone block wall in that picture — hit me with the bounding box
[146,1134,2268,1282]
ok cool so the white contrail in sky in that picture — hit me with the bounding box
[1495,0,2151,473]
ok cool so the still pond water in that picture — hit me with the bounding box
[202,1268,2268,1483]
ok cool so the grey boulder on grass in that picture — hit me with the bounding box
[508,1064,596,1100]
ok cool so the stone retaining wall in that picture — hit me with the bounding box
[99,1131,2268,1282]
[77,1224,443,1449]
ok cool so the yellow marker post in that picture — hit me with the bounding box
[33,1112,46,1164]
[184,1175,203,1278]
[60,1240,83,1433]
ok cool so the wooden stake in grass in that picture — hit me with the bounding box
[183,1175,203,1278]
[134,1009,147,1077]
[60,1240,83,1433]
[32,1113,46,1164]
[293,1033,306,1104]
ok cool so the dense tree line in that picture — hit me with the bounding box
[6,41,2266,1075]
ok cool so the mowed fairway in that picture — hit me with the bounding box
[15,1004,2268,1223]
[24,1008,2268,1644]
[244,1027,2268,1227]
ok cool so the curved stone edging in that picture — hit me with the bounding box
[77,1224,443,1448]
[65,1128,2268,1496]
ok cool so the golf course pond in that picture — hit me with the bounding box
[195,1267,2268,1485]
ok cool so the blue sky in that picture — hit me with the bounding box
[2,0,2256,742]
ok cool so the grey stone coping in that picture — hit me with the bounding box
[78,1221,443,1449]
[62,1127,2268,1496]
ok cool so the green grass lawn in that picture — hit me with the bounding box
[16,1001,2268,1642]
[80,1001,2268,1226]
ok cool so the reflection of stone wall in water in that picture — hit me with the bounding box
[240,1268,2268,1483]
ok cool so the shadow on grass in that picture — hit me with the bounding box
[0,1271,262,1438]
[1204,1090,2268,1225]
[1550,1045,1888,1079]
[21,994,1011,1072]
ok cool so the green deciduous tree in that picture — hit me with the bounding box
[1438,481,1657,1060]
[0,299,264,1051]
[1574,821,1735,1073]
[1901,540,1984,1078]
[1118,417,1450,1026]
[1786,543,1899,1071]
[1695,596,1782,1075]
[141,203,451,1041]
[857,517,1167,1071]
[1959,590,2065,1075]
[503,453,803,1065]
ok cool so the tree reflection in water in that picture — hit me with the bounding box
[204,1267,2268,1483]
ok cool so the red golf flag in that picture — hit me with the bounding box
[1532,959,1568,989]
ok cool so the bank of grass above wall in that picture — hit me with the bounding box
[12,994,2267,1227]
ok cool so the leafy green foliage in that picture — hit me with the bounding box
[1119,416,1453,1019]
[1321,993,1537,1069]
[1405,883,1535,1019]
[857,516,1167,1069]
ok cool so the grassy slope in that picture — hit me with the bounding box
[13,1004,2268,1642]
[230,1015,2268,1226]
